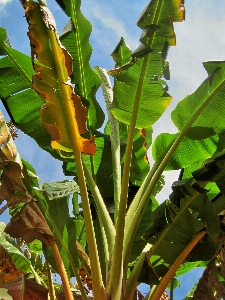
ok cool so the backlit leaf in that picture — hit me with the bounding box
[21,1,96,155]
[108,0,185,128]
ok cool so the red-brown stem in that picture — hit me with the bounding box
[48,240,74,300]
[150,230,207,300]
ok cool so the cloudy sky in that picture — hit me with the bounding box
[1,0,225,297]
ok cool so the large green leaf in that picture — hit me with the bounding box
[152,61,225,171]
[137,152,225,286]
[108,0,185,128]
[60,18,104,130]
[0,28,63,159]
[152,133,219,170]
[54,0,105,130]
[172,61,225,140]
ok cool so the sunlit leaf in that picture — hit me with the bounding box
[108,0,185,128]
[60,18,104,130]
[20,1,95,155]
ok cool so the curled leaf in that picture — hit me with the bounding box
[5,201,55,245]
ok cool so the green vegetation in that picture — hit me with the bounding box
[1,0,225,299]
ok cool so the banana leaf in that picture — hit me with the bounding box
[152,61,225,171]
[60,18,104,130]
[137,152,225,286]
[0,222,32,274]
[0,28,60,158]
[21,159,86,278]
[21,1,95,155]
[108,0,185,128]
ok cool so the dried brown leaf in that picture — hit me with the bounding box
[0,161,29,206]
[5,201,55,245]
[0,245,24,282]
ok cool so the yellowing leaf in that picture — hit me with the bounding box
[21,1,96,156]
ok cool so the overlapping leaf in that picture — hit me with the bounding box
[0,222,31,275]
[60,18,104,130]
[19,159,86,277]
[0,28,60,157]
[53,0,105,130]
[108,0,185,128]
[152,61,225,171]
[20,1,95,156]
[137,152,225,286]
[0,111,30,207]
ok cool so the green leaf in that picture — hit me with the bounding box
[137,151,225,286]
[172,61,225,140]
[111,37,132,67]
[152,133,219,170]
[0,28,62,159]
[60,18,104,130]
[39,194,86,277]
[108,0,185,128]
[42,180,80,200]
[0,222,31,274]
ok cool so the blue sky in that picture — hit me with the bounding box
[1,0,225,298]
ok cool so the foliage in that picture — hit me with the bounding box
[1,0,225,299]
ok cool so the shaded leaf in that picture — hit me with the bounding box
[5,201,56,245]
[136,152,225,286]
[0,245,24,281]
[0,223,31,275]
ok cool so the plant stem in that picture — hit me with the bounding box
[148,230,207,300]
[107,55,149,299]
[125,244,151,300]
[124,161,160,260]
[48,239,74,300]
[29,264,42,285]
[36,191,88,299]
[94,66,121,225]
[82,159,115,254]
[48,29,106,299]
[46,261,55,300]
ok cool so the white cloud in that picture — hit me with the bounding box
[0,0,12,11]
[91,5,139,51]
[168,0,225,102]
[150,0,225,202]
[0,0,11,4]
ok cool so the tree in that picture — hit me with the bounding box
[1,0,225,299]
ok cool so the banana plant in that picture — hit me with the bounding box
[1,0,225,299]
